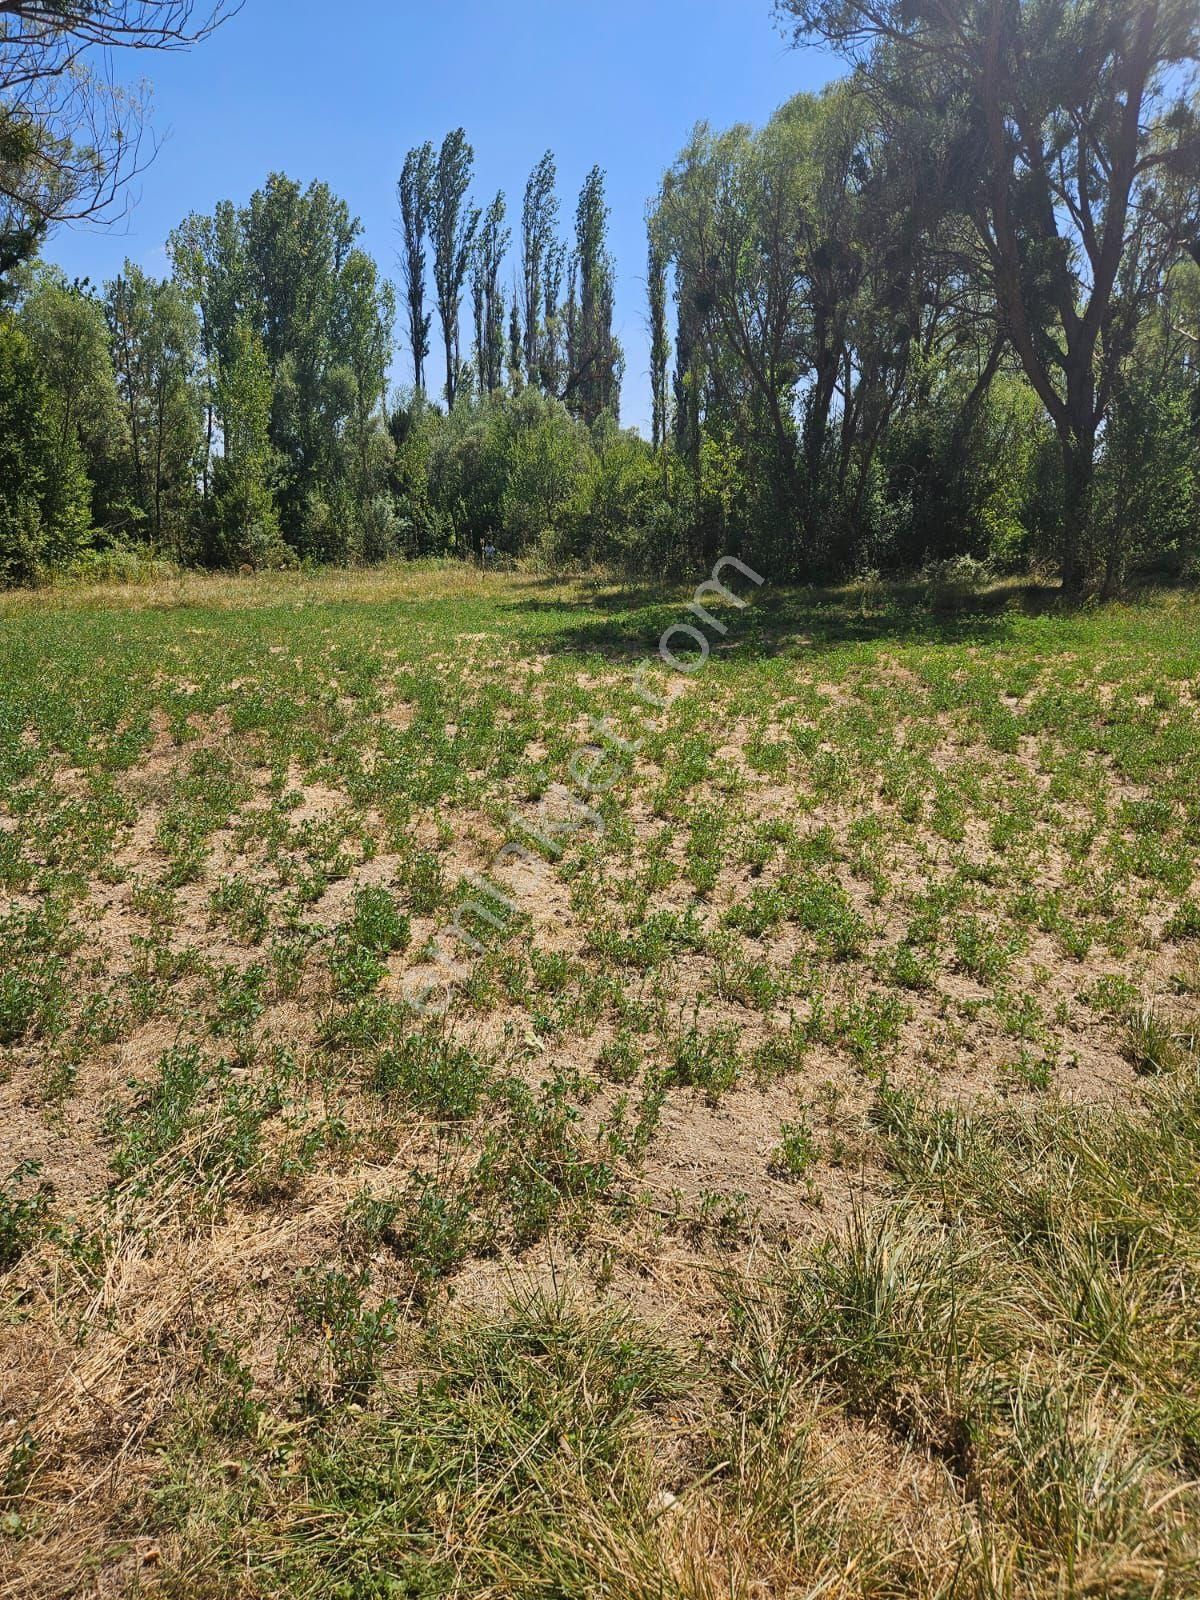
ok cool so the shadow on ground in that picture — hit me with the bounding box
[500,577,1068,662]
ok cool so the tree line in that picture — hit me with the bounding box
[0,143,626,580]
[1,0,1198,593]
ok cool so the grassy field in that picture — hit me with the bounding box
[2,564,1200,1598]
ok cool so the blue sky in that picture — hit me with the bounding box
[44,0,838,436]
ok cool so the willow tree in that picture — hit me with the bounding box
[778,0,1200,592]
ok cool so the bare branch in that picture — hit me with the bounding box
[0,0,239,252]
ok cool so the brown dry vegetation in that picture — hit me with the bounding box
[2,565,1200,1597]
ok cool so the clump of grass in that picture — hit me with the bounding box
[951,914,1021,985]
[0,905,73,1045]
[667,1020,742,1103]
[385,1171,476,1300]
[887,940,936,992]
[1122,1005,1191,1076]
[279,1266,398,1408]
[474,1076,617,1248]
[368,1028,491,1120]
[1166,899,1200,943]
[770,1117,819,1182]
[1001,1048,1054,1092]
[774,1208,999,1451]
[245,1288,687,1596]
[1086,972,1141,1016]
[783,872,869,961]
[598,1030,642,1085]
[106,1045,276,1198]
[329,885,411,998]
[750,1022,808,1082]
[0,1162,49,1271]
[208,876,271,944]
[347,884,411,956]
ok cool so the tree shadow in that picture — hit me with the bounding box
[500,577,1066,662]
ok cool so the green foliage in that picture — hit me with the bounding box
[0,1162,49,1272]
[3,46,1198,589]
[1097,367,1198,591]
[368,1030,489,1120]
[105,263,201,552]
[210,318,286,569]
[0,315,91,583]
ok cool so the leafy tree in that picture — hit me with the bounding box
[0,0,234,268]
[647,226,671,454]
[168,206,244,500]
[430,130,479,409]
[500,391,588,549]
[540,237,567,398]
[17,263,129,529]
[507,293,523,393]
[654,86,986,569]
[778,0,1200,591]
[105,264,200,552]
[338,248,396,515]
[210,317,281,569]
[169,176,393,559]
[0,314,90,583]
[470,192,509,396]
[0,110,49,281]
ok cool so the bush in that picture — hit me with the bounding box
[921,555,995,613]
[63,545,181,585]
[355,495,402,564]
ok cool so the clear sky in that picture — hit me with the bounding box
[43,0,839,436]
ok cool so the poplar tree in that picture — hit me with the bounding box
[541,240,566,396]
[521,152,557,389]
[430,129,479,409]
[647,227,670,453]
[472,193,510,395]
[397,143,434,395]
[104,264,200,550]
[507,295,524,393]
[211,318,279,567]
[565,167,622,425]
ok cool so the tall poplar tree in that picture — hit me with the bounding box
[521,152,558,390]
[472,193,510,395]
[647,227,670,452]
[565,167,622,425]
[430,130,479,409]
[398,143,434,395]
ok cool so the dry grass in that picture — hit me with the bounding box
[1,566,1199,1596]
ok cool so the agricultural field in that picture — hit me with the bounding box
[2,564,1200,1598]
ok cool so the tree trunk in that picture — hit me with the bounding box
[1059,427,1096,597]
[444,328,456,409]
